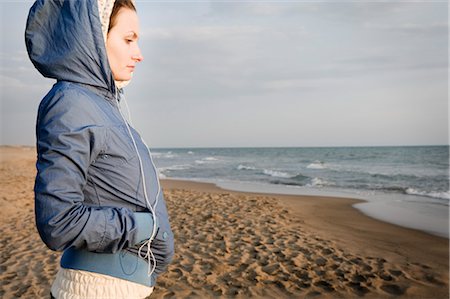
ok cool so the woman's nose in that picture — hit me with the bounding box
[132,46,144,62]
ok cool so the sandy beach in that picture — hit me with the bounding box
[0,146,448,298]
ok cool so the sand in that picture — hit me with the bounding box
[0,146,448,298]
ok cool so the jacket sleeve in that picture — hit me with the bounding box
[34,87,149,253]
[151,194,175,275]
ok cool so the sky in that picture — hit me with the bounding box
[0,0,448,148]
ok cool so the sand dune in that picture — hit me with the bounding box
[0,146,448,298]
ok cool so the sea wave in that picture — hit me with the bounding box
[237,164,256,170]
[306,161,326,170]
[269,174,313,186]
[291,174,310,181]
[323,164,442,180]
[369,173,424,181]
[263,169,293,178]
[195,157,219,164]
[159,164,191,172]
[270,180,302,186]
[306,177,331,187]
[204,157,218,161]
[152,151,176,159]
[405,188,450,201]
[151,152,163,157]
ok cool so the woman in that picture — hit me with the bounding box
[25,0,174,298]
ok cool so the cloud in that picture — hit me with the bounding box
[363,21,448,36]
[135,9,446,104]
[2,0,447,147]
[137,23,312,100]
[143,25,266,42]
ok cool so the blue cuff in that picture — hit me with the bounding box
[134,212,155,243]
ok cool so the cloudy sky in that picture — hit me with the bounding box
[0,0,448,148]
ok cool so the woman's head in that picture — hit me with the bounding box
[106,0,143,82]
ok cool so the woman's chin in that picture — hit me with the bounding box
[115,74,132,82]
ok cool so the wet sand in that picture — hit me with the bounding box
[0,146,448,298]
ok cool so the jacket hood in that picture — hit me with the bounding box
[25,0,130,94]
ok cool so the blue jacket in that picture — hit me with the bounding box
[25,0,174,287]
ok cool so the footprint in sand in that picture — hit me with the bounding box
[380,283,406,295]
[321,248,333,255]
[315,257,327,266]
[388,269,403,277]
[347,281,370,296]
[305,290,322,298]
[262,264,280,275]
[378,271,393,281]
[314,280,335,292]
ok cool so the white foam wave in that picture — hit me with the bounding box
[263,169,293,178]
[306,177,329,187]
[159,164,191,172]
[196,157,219,164]
[307,161,326,169]
[237,164,256,170]
[406,188,450,200]
[306,178,325,187]
[187,151,194,155]
[151,151,176,159]
[203,157,218,161]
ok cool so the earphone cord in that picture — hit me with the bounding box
[116,89,162,277]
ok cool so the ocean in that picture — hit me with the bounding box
[151,146,449,237]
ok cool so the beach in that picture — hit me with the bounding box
[0,146,448,298]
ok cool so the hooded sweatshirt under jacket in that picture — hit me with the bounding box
[25,0,174,287]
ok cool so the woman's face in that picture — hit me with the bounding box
[106,8,143,82]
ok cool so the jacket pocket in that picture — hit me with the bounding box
[149,226,175,274]
[87,125,142,203]
[92,125,136,170]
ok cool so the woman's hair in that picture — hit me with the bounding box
[108,0,136,32]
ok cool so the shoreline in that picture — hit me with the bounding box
[161,178,449,254]
[159,178,449,298]
[1,146,448,298]
[161,177,449,239]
